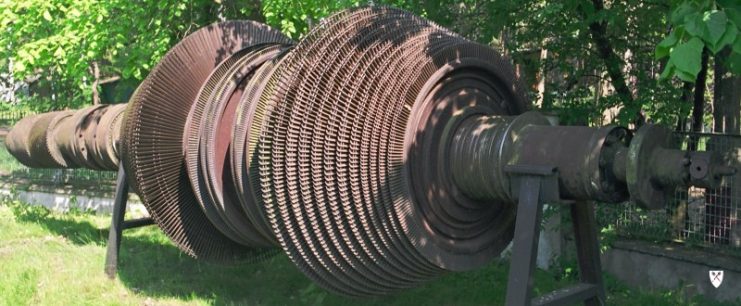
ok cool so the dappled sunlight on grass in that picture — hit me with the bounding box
[0,200,735,305]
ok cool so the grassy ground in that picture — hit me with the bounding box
[0,138,25,175]
[0,199,733,306]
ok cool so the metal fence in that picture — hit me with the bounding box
[0,109,34,126]
[598,132,741,256]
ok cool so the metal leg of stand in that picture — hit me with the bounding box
[505,174,546,306]
[505,165,559,306]
[504,164,605,306]
[104,163,129,279]
[571,201,606,306]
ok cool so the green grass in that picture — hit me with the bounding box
[0,199,733,306]
[0,138,25,174]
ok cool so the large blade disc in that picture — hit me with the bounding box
[120,21,292,261]
[255,7,528,296]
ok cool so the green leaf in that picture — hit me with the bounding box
[726,8,741,28]
[660,30,679,47]
[54,46,65,58]
[13,61,26,74]
[728,51,741,74]
[734,36,741,53]
[684,12,704,36]
[675,69,696,82]
[655,31,678,59]
[68,8,80,18]
[43,10,52,22]
[669,37,704,81]
[659,62,675,80]
[710,24,737,54]
[281,19,296,34]
[703,10,728,47]
[122,66,133,78]
[655,46,670,60]
[672,2,696,25]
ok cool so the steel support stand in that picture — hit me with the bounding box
[104,162,154,278]
[504,164,606,306]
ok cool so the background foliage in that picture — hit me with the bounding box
[1,0,739,128]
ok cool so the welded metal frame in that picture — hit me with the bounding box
[104,162,154,278]
[504,164,606,306]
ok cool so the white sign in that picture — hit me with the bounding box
[709,270,724,288]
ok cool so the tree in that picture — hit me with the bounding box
[488,1,684,125]
[655,0,741,133]
[2,0,739,131]
[0,0,260,109]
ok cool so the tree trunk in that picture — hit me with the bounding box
[92,61,100,105]
[691,48,709,133]
[676,81,694,131]
[713,49,741,135]
[536,48,548,108]
[687,48,709,153]
[711,48,741,247]
[586,0,644,126]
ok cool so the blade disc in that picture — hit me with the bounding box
[93,104,127,170]
[27,111,72,168]
[120,21,292,261]
[257,7,448,296]
[256,7,528,296]
[6,114,43,168]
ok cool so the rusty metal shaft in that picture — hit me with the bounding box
[6,105,126,171]
[451,111,734,207]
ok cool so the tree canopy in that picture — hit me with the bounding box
[1,0,739,129]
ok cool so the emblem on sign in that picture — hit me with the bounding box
[709,270,724,288]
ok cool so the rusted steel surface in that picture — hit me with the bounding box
[44,110,75,168]
[624,124,734,208]
[4,6,735,298]
[119,20,292,262]
[57,105,107,168]
[231,48,288,245]
[93,104,126,170]
[6,106,124,170]
[6,114,43,167]
[28,111,72,168]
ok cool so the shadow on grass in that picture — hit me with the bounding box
[5,201,519,305]
[116,231,339,305]
[9,202,109,245]
[9,202,737,306]
[5,202,369,304]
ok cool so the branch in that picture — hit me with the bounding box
[99,75,120,85]
[585,0,644,125]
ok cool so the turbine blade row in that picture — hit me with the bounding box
[7,104,126,170]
